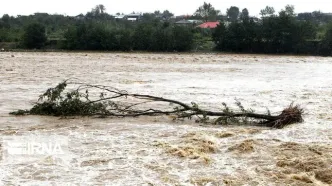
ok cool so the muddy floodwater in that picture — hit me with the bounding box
[0,52,332,185]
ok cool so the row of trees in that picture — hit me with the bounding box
[62,22,193,51]
[212,5,332,56]
[193,3,247,22]
[194,3,332,23]
[1,3,332,55]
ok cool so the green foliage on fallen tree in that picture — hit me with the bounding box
[10,82,107,116]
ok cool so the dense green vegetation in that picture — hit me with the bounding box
[212,5,332,55]
[0,3,332,55]
[60,22,193,51]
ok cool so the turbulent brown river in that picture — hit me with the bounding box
[0,52,332,185]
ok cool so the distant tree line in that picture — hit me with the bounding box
[0,3,332,56]
[212,5,332,56]
[62,22,193,51]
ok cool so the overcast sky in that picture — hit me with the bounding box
[1,0,331,17]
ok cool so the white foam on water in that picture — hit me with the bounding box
[0,52,332,185]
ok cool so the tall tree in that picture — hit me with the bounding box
[21,23,47,49]
[92,4,106,16]
[97,4,106,14]
[260,6,275,17]
[227,6,240,22]
[195,2,219,22]
[1,14,10,28]
[212,23,227,50]
[284,5,295,16]
[162,10,174,20]
[154,11,161,16]
[240,8,249,22]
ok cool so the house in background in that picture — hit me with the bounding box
[197,21,220,29]
[175,20,192,26]
[126,13,142,22]
[188,20,203,24]
[114,14,126,20]
[175,15,192,21]
[112,13,142,21]
[175,19,203,26]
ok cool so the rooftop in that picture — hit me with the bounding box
[197,22,220,29]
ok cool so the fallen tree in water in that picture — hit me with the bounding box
[10,81,303,129]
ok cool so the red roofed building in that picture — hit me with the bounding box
[197,21,220,29]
